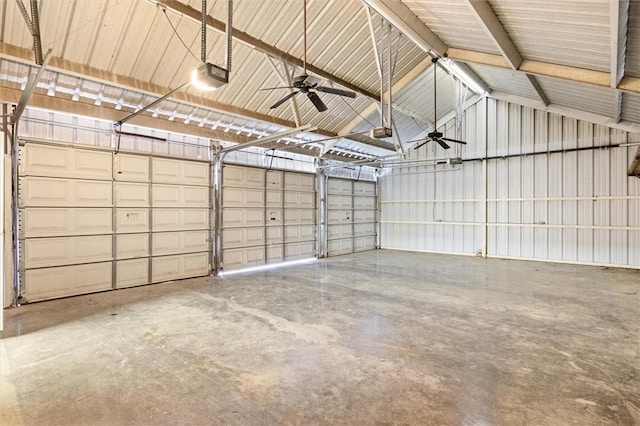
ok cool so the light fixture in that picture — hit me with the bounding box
[440,58,487,95]
[191,62,228,91]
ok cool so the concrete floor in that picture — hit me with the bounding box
[1,250,639,426]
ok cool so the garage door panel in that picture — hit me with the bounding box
[21,177,112,207]
[328,224,353,239]
[21,145,112,179]
[328,179,352,194]
[267,244,283,262]
[152,185,209,207]
[285,173,315,192]
[354,196,376,209]
[152,209,208,231]
[328,239,353,255]
[266,190,282,206]
[266,170,283,189]
[153,230,209,255]
[328,209,352,223]
[153,158,208,186]
[115,154,150,182]
[222,228,265,248]
[266,209,283,225]
[116,258,149,288]
[116,233,149,259]
[222,247,265,270]
[24,235,112,268]
[285,242,314,259]
[223,208,265,227]
[354,236,376,252]
[284,209,314,224]
[285,225,314,242]
[285,191,314,208]
[25,262,112,301]
[116,182,149,207]
[328,194,352,209]
[354,181,375,195]
[354,222,376,236]
[223,165,265,188]
[116,208,149,233]
[152,252,209,282]
[267,227,283,243]
[22,208,112,237]
[354,209,375,223]
[222,188,264,207]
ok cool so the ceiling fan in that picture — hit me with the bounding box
[411,57,468,150]
[260,0,356,112]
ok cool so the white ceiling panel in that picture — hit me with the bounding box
[403,0,500,54]
[536,75,618,118]
[489,0,611,72]
[626,0,640,77]
[468,63,540,101]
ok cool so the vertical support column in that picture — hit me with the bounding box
[211,152,224,274]
[11,110,21,306]
[148,156,154,284]
[481,96,488,257]
[208,143,215,275]
[111,153,117,289]
[375,171,381,249]
[0,105,5,328]
[316,160,328,258]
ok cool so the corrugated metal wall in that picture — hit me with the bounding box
[381,99,640,268]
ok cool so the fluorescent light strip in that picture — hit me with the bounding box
[219,257,317,276]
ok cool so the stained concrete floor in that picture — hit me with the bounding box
[1,250,639,426]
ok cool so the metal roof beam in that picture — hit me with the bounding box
[524,73,549,107]
[614,91,623,123]
[610,0,629,88]
[464,0,548,106]
[465,0,521,69]
[447,48,640,95]
[360,0,448,56]
[152,0,378,101]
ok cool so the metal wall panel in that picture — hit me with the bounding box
[380,99,640,268]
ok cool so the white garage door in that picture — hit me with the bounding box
[18,141,210,302]
[327,178,377,256]
[221,165,316,271]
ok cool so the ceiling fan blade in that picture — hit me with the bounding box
[307,92,328,112]
[316,86,356,98]
[441,137,468,145]
[414,140,431,150]
[270,91,299,109]
[435,139,451,150]
[259,86,295,91]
